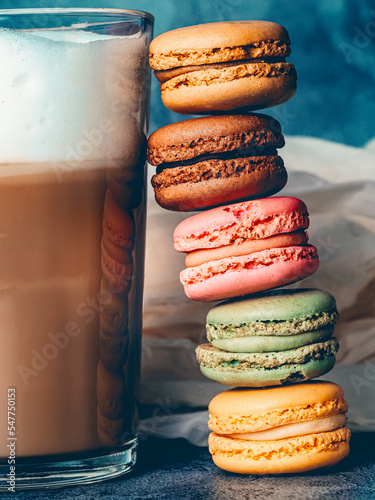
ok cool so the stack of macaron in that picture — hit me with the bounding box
[148,21,350,474]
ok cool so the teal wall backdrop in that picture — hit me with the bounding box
[0,0,374,147]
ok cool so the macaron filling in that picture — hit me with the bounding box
[211,325,334,353]
[185,230,307,267]
[197,340,338,370]
[155,146,279,172]
[154,56,288,83]
[147,114,285,166]
[149,40,291,71]
[208,383,348,433]
[225,413,347,441]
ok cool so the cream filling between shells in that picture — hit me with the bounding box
[224,413,347,441]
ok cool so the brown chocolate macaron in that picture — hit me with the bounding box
[147,114,287,211]
[149,21,296,114]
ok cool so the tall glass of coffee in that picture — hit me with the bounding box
[0,8,153,490]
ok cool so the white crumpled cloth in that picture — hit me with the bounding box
[140,136,375,446]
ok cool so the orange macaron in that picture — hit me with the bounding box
[208,381,350,474]
[149,21,297,114]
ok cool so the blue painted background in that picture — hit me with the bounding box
[1,0,374,147]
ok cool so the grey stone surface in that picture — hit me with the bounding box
[4,433,375,499]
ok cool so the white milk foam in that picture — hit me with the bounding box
[0,27,148,170]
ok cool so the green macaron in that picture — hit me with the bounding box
[196,289,339,387]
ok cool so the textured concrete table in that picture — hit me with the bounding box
[4,433,375,499]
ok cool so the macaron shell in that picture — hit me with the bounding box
[209,428,350,474]
[206,288,338,341]
[208,381,346,425]
[147,114,284,166]
[211,326,334,353]
[160,64,296,114]
[149,21,291,69]
[181,246,319,302]
[152,155,287,211]
[200,355,336,387]
[174,197,309,252]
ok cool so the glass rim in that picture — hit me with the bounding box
[0,7,154,22]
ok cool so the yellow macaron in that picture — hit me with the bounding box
[208,381,350,474]
[149,21,297,114]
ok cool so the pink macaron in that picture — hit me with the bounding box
[174,197,319,302]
